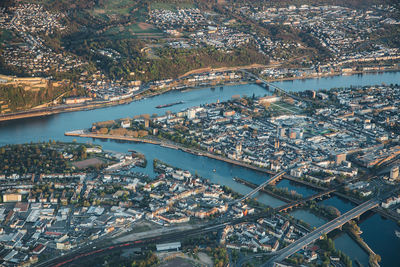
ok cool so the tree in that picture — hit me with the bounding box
[79,145,87,159]
[99,127,108,134]
[370,254,381,265]
[141,114,150,120]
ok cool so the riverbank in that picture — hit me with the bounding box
[62,131,326,185]
[0,78,250,123]
[62,133,342,196]
[347,229,380,267]
[139,79,251,100]
[233,177,292,203]
[2,68,399,123]
[0,97,135,122]
[232,172,378,266]
[263,68,400,83]
[2,70,398,266]
[65,131,400,225]
[65,131,289,178]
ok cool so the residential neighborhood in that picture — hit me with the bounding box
[1,1,400,266]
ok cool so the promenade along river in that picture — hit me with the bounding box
[1,71,400,265]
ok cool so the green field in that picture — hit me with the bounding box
[90,0,136,17]
[269,101,302,115]
[129,23,161,34]
[105,23,163,39]
[0,29,14,43]
[150,2,195,10]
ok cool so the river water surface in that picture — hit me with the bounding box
[1,71,400,266]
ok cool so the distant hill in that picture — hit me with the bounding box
[0,75,86,114]
[227,0,398,9]
[0,0,398,82]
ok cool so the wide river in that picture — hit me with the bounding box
[1,71,399,266]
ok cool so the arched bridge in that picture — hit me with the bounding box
[275,189,336,213]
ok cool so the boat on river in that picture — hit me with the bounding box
[395,230,400,238]
[156,101,184,109]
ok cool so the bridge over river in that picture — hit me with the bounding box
[233,171,286,204]
[264,199,380,266]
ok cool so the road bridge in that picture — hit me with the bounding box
[264,199,379,266]
[240,70,306,102]
[234,171,286,204]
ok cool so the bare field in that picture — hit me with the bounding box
[138,22,154,30]
[158,258,195,267]
[72,158,104,169]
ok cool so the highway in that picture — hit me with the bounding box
[263,199,379,267]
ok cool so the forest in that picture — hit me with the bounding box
[0,82,87,113]
[0,142,88,175]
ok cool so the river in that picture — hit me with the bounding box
[1,71,400,266]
